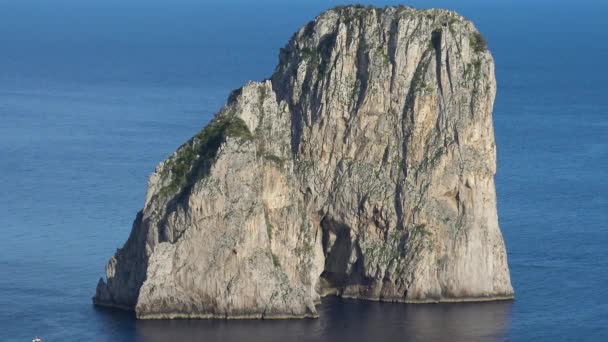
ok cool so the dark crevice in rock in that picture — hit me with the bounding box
[320,216,354,291]
[272,74,304,155]
[431,29,443,97]
[354,33,370,114]
[381,144,390,167]
[445,43,454,92]
[318,217,374,296]
[394,182,405,231]
[387,18,399,93]
[311,32,338,123]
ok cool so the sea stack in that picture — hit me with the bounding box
[94,5,513,319]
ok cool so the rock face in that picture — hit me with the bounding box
[93,5,513,319]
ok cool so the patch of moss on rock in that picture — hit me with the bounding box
[272,253,281,267]
[158,113,253,200]
[264,154,285,168]
[469,32,487,53]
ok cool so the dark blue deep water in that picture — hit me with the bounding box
[1,1,606,341]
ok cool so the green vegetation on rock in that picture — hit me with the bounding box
[469,32,487,53]
[159,112,253,199]
[272,253,281,267]
[264,154,285,168]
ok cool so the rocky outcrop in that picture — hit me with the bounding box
[93,5,513,319]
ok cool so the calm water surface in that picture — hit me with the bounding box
[1,1,606,341]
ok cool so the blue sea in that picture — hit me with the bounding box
[1,0,606,341]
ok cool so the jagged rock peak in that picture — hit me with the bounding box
[94,5,513,319]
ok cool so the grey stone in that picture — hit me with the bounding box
[93,5,513,319]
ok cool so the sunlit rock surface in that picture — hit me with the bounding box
[94,5,513,319]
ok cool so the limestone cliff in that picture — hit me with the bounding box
[93,5,513,319]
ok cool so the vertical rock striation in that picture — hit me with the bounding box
[94,5,513,319]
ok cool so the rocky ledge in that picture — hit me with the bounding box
[94,5,513,319]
